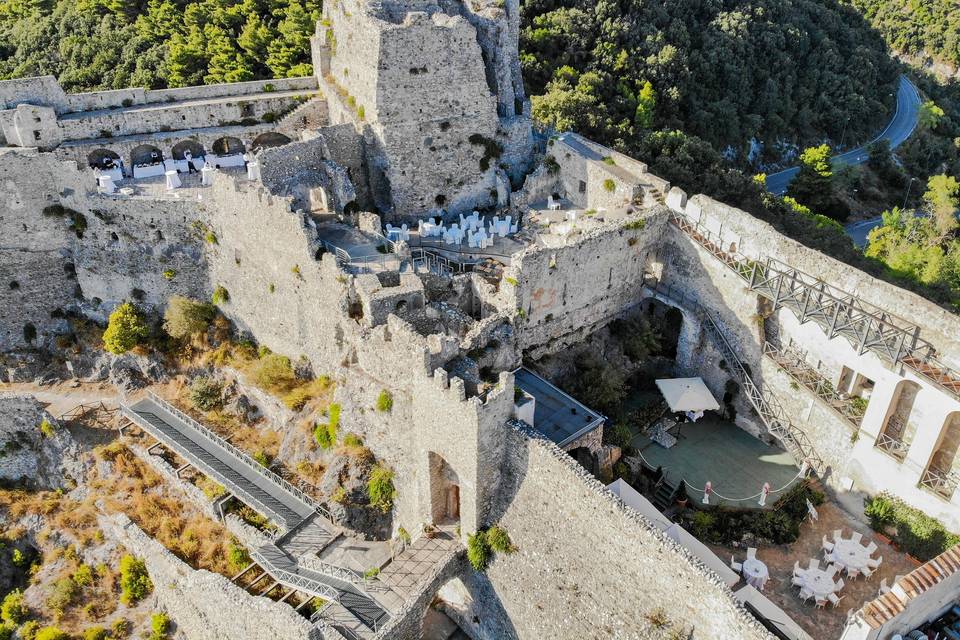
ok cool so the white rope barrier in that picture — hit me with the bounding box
[634,446,809,505]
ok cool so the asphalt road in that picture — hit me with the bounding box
[765,75,921,196]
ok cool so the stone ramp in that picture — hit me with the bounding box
[121,394,316,530]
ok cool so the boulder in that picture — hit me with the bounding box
[0,396,89,489]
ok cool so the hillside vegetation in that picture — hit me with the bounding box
[521,0,899,153]
[0,0,319,91]
[844,0,960,70]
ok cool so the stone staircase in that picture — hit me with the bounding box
[277,96,327,132]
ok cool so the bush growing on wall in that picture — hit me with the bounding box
[211,286,229,306]
[467,525,516,571]
[102,302,148,354]
[163,296,216,339]
[375,390,393,412]
[1,590,28,625]
[367,464,396,512]
[119,555,153,605]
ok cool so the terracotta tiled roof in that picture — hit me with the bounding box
[858,545,960,629]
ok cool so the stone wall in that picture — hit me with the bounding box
[473,421,772,640]
[0,75,317,114]
[98,513,321,640]
[505,212,665,358]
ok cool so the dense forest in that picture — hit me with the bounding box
[843,0,960,70]
[0,0,319,90]
[520,0,900,153]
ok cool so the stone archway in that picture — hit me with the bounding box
[251,132,292,152]
[87,148,120,169]
[130,144,163,167]
[923,411,960,498]
[428,452,460,526]
[875,380,920,458]
[211,136,245,156]
[171,139,205,160]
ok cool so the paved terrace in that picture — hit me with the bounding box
[59,88,312,120]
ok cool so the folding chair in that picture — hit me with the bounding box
[730,556,742,572]
[833,529,843,541]
[829,593,845,608]
[865,541,878,555]
[746,547,757,561]
[851,531,864,544]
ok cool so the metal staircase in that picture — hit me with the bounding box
[669,211,960,402]
[700,312,823,473]
[651,476,680,511]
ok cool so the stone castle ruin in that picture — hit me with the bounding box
[3,0,960,638]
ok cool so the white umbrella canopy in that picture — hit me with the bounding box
[655,377,721,412]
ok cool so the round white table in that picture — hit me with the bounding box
[800,568,837,600]
[742,558,769,590]
[832,539,873,572]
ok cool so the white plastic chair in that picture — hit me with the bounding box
[835,578,845,591]
[851,531,864,544]
[799,588,814,603]
[746,548,757,561]
[833,529,843,541]
[847,567,860,580]
[826,564,839,579]
[730,556,742,572]
[861,566,874,579]
[510,220,518,233]
[791,576,804,588]
[878,578,891,595]
[823,535,835,553]
[808,558,820,571]
[815,598,827,610]
[865,541,878,555]
[793,561,803,577]
[828,593,844,608]
[868,556,883,570]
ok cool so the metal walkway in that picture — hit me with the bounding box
[121,393,316,529]
[120,392,391,634]
[670,211,960,401]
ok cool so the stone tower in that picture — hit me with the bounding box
[311,0,534,219]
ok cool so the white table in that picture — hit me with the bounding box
[164,170,182,190]
[799,568,837,601]
[95,167,123,182]
[832,538,873,572]
[209,153,245,169]
[742,558,769,591]
[133,162,165,179]
[201,166,216,186]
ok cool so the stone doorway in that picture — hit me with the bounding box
[429,452,460,525]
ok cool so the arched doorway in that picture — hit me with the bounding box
[87,148,120,170]
[422,577,478,640]
[875,380,920,459]
[251,132,292,152]
[130,144,163,168]
[211,136,245,156]
[171,139,205,160]
[922,411,960,499]
[428,452,460,526]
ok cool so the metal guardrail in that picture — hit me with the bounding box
[762,341,865,428]
[250,549,341,602]
[143,392,334,521]
[669,210,960,402]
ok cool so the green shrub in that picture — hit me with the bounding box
[252,450,270,467]
[251,353,296,393]
[314,423,335,449]
[691,510,716,539]
[39,418,55,438]
[46,576,78,615]
[0,623,15,640]
[227,540,250,570]
[504,276,518,287]
[865,493,960,561]
[19,621,39,640]
[211,285,230,306]
[119,554,153,605]
[72,563,94,588]
[331,486,347,503]
[111,618,131,639]
[34,627,68,640]
[163,296,215,339]
[367,465,396,512]
[11,549,26,566]
[602,156,616,165]
[188,376,223,411]
[397,527,411,544]
[343,433,363,447]
[102,302,148,354]
[603,178,616,192]
[375,390,393,413]
[328,403,341,429]
[362,567,379,579]
[162,269,176,280]
[150,612,170,640]
[1,590,28,625]
[467,531,491,571]
[485,525,514,554]
[83,627,108,640]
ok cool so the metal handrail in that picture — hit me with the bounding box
[669,210,960,401]
[875,432,911,460]
[250,549,341,602]
[762,342,864,427]
[145,391,334,521]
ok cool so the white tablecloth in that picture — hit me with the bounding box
[799,568,837,600]
[209,153,245,168]
[742,558,769,590]
[832,539,873,572]
[421,222,440,237]
[95,167,123,182]
[132,162,165,179]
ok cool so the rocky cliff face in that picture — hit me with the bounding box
[0,395,88,489]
